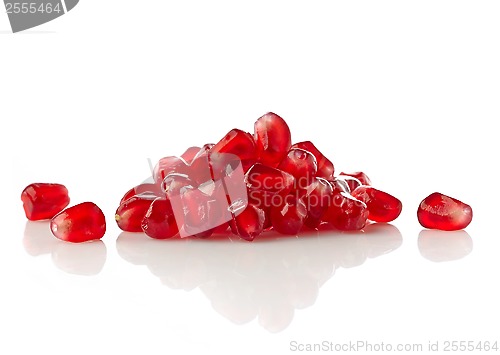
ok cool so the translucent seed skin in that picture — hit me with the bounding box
[417,192,472,231]
[141,198,179,239]
[339,172,372,186]
[115,196,155,232]
[352,186,402,223]
[21,183,70,221]
[291,141,334,180]
[254,112,292,168]
[50,202,106,243]
[324,192,369,231]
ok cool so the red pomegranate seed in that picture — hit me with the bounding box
[339,171,372,186]
[333,176,361,192]
[115,195,155,232]
[141,198,179,239]
[21,183,70,221]
[211,129,257,172]
[254,112,292,167]
[278,148,317,189]
[303,178,333,229]
[50,202,106,243]
[352,186,402,223]
[417,192,473,231]
[324,192,369,230]
[229,204,266,241]
[291,141,334,180]
[245,163,295,210]
[181,146,201,164]
[188,151,214,185]
[270,194,307,235]
[120,183,164,204]
[153,156,189,184]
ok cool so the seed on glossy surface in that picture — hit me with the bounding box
[352,186,402,223]
[417,192,472,231]
[324,192,369,231]
[141,198,179,239]
[254,112,292,167]
[339,171,372,186]
[270,195,307,235]
[115,195,155,232]
[278,148,317,188]
[21,183,70,221]
[51,202,106,243]
[230,204,266,241]
[291,141,334,180]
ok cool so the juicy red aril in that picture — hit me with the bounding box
[115,195,155,232]
[153,156,189,184]
[229,204,266,241]
[324,192,369,231]
[278,148,317,188]
[339,171,372,186]
[141,198,179,239]
[333,176,361,192]
[51,202,106,243]
[291,141,334,180]
[352,186,402,223]
[254,112,292,167]
[120,183,164,204]
[211,129,257,172]
[303,178,333,229]
[270,195,307,235]
[417,192,472,231]
[21,183,70,221]
[181,146,201,164]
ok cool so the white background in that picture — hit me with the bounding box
[2,1,500,354]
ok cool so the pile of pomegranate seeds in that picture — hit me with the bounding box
[116,112,404,241]
[417,192,473,231]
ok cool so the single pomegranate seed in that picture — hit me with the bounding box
[339,171,372,186]
[21,183,70,221]
[211,129,257,172]
[333,176,361,192]
[352,186,402,223]
[181,146,201,164]
[229,204,266,241]
[141,198,179,239]
[115,195,155,232]
[254,112,292,167]
[324,192,369,230]
[120,183,164,204]
[245,163,295,210]
[188,151,214,185]
[417,192,473,231]
[270,194,307,235]
[50,202,106,243]
[153,156,189,184]
[278,148,317,189]
[303,178,333,229]
[291,141,334,180]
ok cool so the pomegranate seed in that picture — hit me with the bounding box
[333,176,361,192]
[181,146,201,164]
[153,156,189,184]
[21,183,70,221]
[245,163,295,210]
[211,129,257,172]
[339,171,371,186]
[324,192,369,230]
[141,198,179,239]
[278,148,317,189]
[188,151,214,185]
[120,183,164,204]
[303,178,333,229]
[291,141,334,180]
[417,192,473,231]
[229,204,266,241]
[352,186,402,223]
[115,195,155,232]
[254,112,292,167]
[270,194,307,235]
[50,202,106,243]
